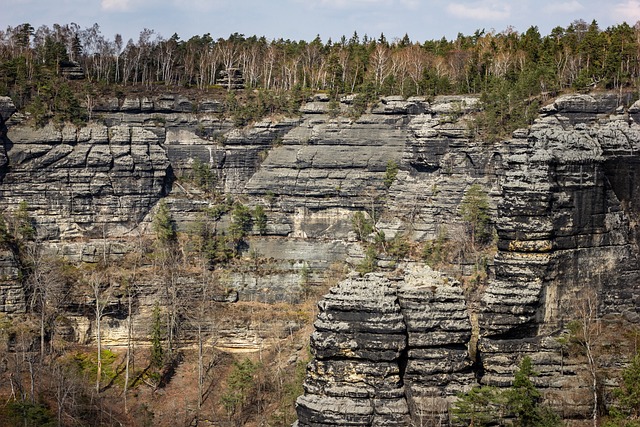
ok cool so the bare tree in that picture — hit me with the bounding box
[26,249,68,361]
[123,279,136,413]
[87,268,113,393]
[571,290,601,427]
[369,44,391,91]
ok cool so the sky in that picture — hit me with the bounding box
[3,0,640,44]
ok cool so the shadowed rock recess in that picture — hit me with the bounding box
[1,92,640,424]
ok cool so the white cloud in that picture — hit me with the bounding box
[611,0,640,23]
[306,0,391,8]
[171,0,224,12]
[543,0,583,14]
[399,0,420,9]
[446,1,511,21]
[101,0,131,11]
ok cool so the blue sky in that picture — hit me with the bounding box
[3,0,640,44]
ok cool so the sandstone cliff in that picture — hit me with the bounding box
[0,91,638,424]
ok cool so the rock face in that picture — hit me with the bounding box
[0,123,170,239]
[295,93,640,425]
[297,273,410,426]
[1,91,640,423]
[296,266,473,427]
[398,267,474,425]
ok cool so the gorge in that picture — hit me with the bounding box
[1,90,640,425]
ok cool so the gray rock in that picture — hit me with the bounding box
[296,273,411,426]
[3,91,640,425]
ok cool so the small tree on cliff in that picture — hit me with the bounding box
[152,200,182,357]
[451,385,502,426]
[506,356,540,426]
[459,183,491,250]
[228,203,252,254]
[504,356,561,427]
[452,357,560,427]
[383,159,399,188]
[253,205,267,235]
[152,200,176,246]
[606,353,640,425]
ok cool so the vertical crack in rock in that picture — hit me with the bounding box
[297,93,640,424]
[296,266,473,426]
[477,94,640,420]
[397,266,474,426]
[296,273,411,426]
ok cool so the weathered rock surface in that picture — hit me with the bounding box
[1,91,640,424]
[296,93,640,425]
[297,273,411,426]
[0,123,170,239]
[296,266,472,426]
[398,266,474,425]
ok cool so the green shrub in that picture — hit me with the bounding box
[451,357,561,427]
[606,354,640,425]
[221,358,259,416]
[451,385,502,426]
[352,211,373,241]
[72,349,119,386]
[387,234,411,260]
[152,200,176,244]
[356,245,378,275]
[229,203,253,242]
[422,231,447,267]
[253,205,267,235]
[459,184,491,249]
[383,160,399,188]
[6,401,55,427]
[191,158,217,192]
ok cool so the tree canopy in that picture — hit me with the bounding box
[2,20,640,134]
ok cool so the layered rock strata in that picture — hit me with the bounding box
[296,266,473,426]
[0,123,170,239]
[297,274,410,426]
[2,90,640,423]
[398,267,474,425]
[297,93,640,425]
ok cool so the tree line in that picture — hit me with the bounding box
[1,19,640,104]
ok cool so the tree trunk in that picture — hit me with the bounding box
[96,312,102,393]
[40,303,45,361]
[198,323,203,411]
[123,291,133,413]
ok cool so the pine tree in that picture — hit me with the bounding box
[459,183,491,249]
[451,385,502,426]
[607,354,640,425]
[152,200,176,244]
[505,356,561,427]
[253,205,267,235]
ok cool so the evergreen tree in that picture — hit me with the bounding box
[451,385,502,426]
[452,357,561,427]
[152,200,176,244]
[229,203,252,241]
[383,159,399,188]
[459,183,491,249]
[505,356,561,427]
[506,356,542,426]
[253,205,267,235]
[606,354,640,425]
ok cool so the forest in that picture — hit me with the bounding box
[1,19,640,135]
